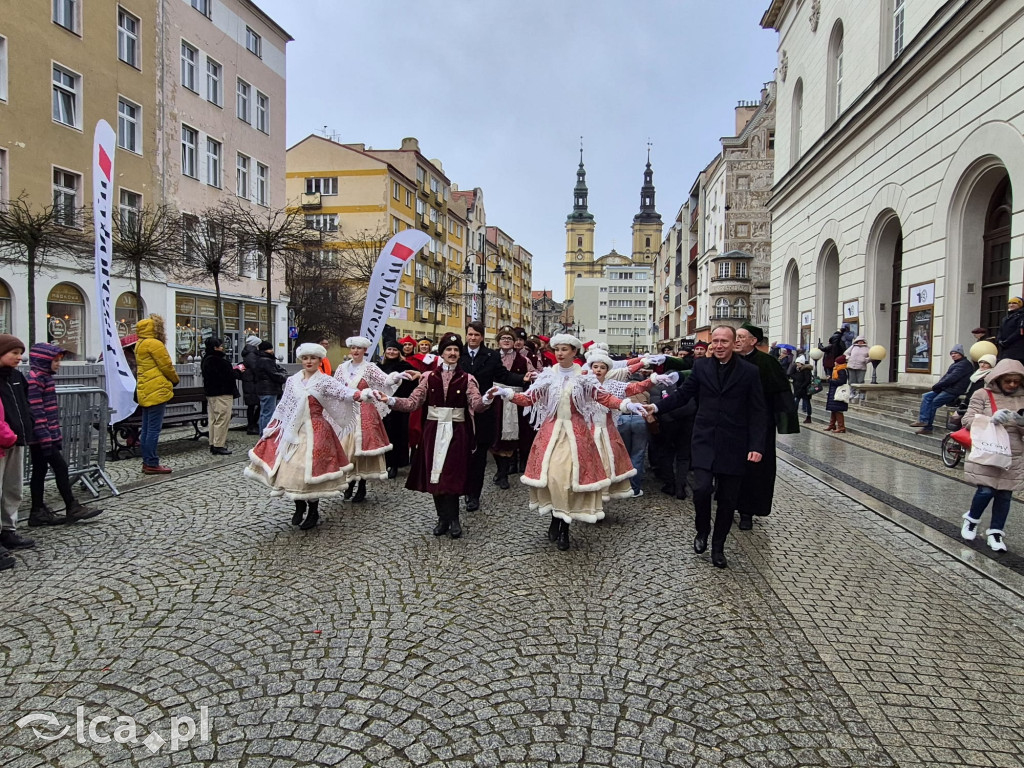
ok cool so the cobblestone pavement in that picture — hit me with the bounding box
[1,443,1023,767]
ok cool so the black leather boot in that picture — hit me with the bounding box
[299,501,320,530]
[556,519,570,551]
[292,500,307,526]
[448,498,462,539]
[387,465,398,479]
[495,456,511,490]
[344,481,355,500]
[352,479,367,503]
[548,515,560,542]
[465,496,480,512]
[738,514,753,531]
[711,542,727,569]
[432,496,450,536]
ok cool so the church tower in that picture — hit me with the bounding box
[564,148,596,300]
[631,149,663,266]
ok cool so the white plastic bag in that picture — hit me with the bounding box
[967,414,1013,469]
[834,383,852,403]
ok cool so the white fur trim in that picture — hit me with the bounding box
[585,351,614,370]
[550,333,582,349]
[346,336,372,348]
[296,343,327,359]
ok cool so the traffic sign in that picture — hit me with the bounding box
[288,326,298,339]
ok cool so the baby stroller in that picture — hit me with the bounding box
[940,397,967,468]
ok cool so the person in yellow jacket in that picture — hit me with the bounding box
[135,315,179,474]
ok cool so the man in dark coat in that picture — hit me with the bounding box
[735,323,797,530]
[241,335,261,434]
[996,296,1024,362]
[909,343,975,434]
[459,322,532,512]
[252,341,287,434]
[653,325,767,569]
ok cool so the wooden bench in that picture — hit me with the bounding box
[108,387,210,460]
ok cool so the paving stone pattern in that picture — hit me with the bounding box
[1,447,1022,767]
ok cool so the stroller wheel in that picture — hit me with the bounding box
[941,433,963,469]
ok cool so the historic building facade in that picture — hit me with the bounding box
[763,0,1023,382]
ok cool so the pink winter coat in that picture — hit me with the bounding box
[0,398,19,457]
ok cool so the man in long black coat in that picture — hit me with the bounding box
[459,322,531,512]
[735,322,797,529]
[653,326,767,569]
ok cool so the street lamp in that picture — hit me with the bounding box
[463,258,504,332]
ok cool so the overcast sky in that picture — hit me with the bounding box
[258,0,779,302]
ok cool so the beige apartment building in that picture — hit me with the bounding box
[0,0,291,361]
[285,135,472,343]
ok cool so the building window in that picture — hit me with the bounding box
[645,237,651,248]
[52,65,80,128]
[717,262,730,279]
[406,190,412,207]
[206,58,221,105]
[119,189,141,229]
[0,149,7,204]
[733,298,748,319]
[736,223,749,238]
[53,0,79,33]
[206,137,221,188]
[893,0,905,59]
[0,36,7,102]
[117,8,140,68]
[736,261,748,278]
[245,27,262,57]
[47,283,86,358]
[181,125,198,178]
[53,168,80,227]
[393,181,401,201]
[304,177,337,195]
[236,79,250,123]
[305,214,338,232]
[235,153,249,199]
[715,298,730,318]
[117,98,140,153]
[181,42,197,91]
[256,163,268,206]
[191,0,210,18]
[791,78,804,165]
[255,91,269,133]
[827,21,845,123]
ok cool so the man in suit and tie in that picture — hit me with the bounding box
[651,325,767,569]
[459,322,533,512]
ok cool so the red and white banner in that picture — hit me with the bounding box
[360,229,431,353]
[93,120,138,424]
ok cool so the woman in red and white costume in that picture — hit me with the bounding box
[333,336,410,502]
[245,343,363,530]
[585,348,675,502]
[491,334,650,551]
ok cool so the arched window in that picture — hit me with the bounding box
[115,291,142,338]
[47,283,86,359]
[645,236,651,248]
[733,297,748,319]
[982,176,1013,333]
[577,235,583,248]
[827,21,845,123]
[0,280,11,335]
[715,297,730,318]
[791,78,804,165]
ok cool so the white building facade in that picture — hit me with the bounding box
[763,0,1023,382]
[573,255,654,355]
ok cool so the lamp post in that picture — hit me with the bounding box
[868,345,887,384]
[464,258,504,333]
[809,347,824,376]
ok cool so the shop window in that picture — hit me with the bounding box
[47,282,86,358]
[115,291,141,338]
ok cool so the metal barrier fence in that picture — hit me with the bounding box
[24,386,119,498]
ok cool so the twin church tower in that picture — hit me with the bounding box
[563,148,663,301]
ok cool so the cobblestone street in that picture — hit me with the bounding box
[1,438,1023,767]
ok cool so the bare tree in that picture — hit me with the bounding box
[333,225,392,298]
[0,195,88,344]
[284,248,361,341]
[112,203,181,301]
[420,269,463,339]
[174,208,237,335]
[221,198,310,346]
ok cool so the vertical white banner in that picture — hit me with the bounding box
[93,120,138,424]
[360,229,431,353]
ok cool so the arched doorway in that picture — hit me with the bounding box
[782,259,799,346]
[47,283,87,359]
[865,211,903,382]
[815,243,840,346]
[981,176,1012,336]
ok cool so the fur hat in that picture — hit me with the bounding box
[585,350,614,370]
[513,327,527,340]
[496,325,516,341]
[295,343,327,359]
[385,339,402,351]
[346,336,372,349]
[549,333,582,350]
[438,332,464,354]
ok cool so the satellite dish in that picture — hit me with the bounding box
[685,305,695,317]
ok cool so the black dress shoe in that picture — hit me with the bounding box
[556,520,570,551]
[465,497,480,512]
[738,514,753,531]
[547,516,560,542]
[352,480,367,503]
[693,534,708,554]
[711,547,727,569]
[211,447,233,456]
[449,517,462,539]
[433,518,450,536]
[344,481,355,500]
[299,508,320,530]
[387,466,397,479]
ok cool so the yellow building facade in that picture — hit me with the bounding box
[285,135,468,344]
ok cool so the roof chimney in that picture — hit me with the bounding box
[400,137,420,152]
